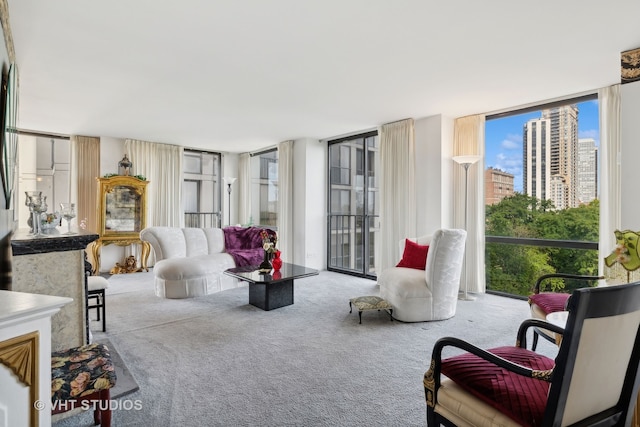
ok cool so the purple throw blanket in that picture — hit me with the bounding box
[223,226,277,267]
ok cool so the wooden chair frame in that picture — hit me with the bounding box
[425,282,640,426]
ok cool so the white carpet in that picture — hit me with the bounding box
[54,270,558,427]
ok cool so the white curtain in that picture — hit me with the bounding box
[453,115,485,294]
[124,139,184,227]
[238,153,252,226]
[379,119,416,273]
[598,85,621,276]
[277,141,293,262]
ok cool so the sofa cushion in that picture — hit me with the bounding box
[396,239,429,270]
[182,228,210,256]
[140,227,188,259]
[378,267,431,298]
[154,253,235,280]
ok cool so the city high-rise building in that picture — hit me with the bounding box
[485,167,514,205]
[542,105,579,208]
[523,117,551,203]
[576,138,598,204]
[523,105,579,209]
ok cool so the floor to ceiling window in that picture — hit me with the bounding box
[484,95,600,297]
[183,149,222,228]
[250,149,278,227]
[327,131,379,278]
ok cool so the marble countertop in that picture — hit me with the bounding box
[10,229,99,256]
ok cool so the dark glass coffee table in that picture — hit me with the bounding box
[224,263,319,311]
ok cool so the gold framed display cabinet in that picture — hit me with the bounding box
[91,176,151,275]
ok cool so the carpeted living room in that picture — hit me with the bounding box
[3,2,640,427]
[52,269,558,427]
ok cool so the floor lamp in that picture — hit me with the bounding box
[223,177,236,227]
[453,155,481,301]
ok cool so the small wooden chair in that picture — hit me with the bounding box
[51,343,117,426]
[87,276,109,332]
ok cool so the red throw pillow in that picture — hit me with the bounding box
[528,292,570,315]
[396,239,429,270]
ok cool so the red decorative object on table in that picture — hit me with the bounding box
[272,250,282,271]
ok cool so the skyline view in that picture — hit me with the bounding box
[485,100,600,193]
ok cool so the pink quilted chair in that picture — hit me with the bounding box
[527,273,602,350]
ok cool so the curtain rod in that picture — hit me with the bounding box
[485,93,597,121]
[17,128,70,140]
[250,145,278,157]
[382,117,413,126]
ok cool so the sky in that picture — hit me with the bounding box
[484,100,600,192]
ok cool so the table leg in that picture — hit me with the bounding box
[141,242,151,272]
[249,279,294,310]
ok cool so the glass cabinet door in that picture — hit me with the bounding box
[105,186,142,232]
[97,176,148,239]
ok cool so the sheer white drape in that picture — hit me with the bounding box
[379,119,416,273]
[70,135,100,233]
[124,139,184,227]
[238,153,251,226]
[598,85,621,274]
[453,115,485,294]
[277,141,293,262]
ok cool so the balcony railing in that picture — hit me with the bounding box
[485,235,599,299]
[327,213,379,278]
[184,212,221,228]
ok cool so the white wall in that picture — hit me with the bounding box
[620,80,640,230]
[292,138,326,270]
[101,137,126,176]
[414,114,455,236]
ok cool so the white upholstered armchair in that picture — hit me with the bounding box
[378,229,467,322]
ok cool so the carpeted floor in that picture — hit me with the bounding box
[53,270,559,427]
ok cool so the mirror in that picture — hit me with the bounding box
[105,186,141,232]
[1,64,18,212]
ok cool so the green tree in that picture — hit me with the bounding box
[486,195,599,296]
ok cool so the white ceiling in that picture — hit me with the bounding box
[7,0,640,153]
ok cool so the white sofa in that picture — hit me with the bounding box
[140,227,243,299]
[378,229,467,322]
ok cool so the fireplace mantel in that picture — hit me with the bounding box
[11,230,99,351]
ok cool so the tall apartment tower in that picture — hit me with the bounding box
[576,138,598,204]
[523,117,551,203]
[523,105,579,209]
[542,105,579,208]
[485,167,514,205]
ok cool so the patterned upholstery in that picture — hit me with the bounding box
[349,296,393,323]
[51,343,117,402]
